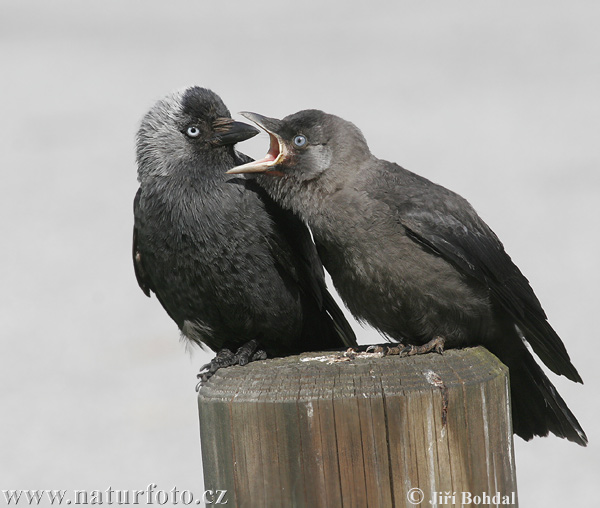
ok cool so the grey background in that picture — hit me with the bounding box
[1,0,598,505]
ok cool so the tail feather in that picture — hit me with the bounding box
[495,344,587,446]
[516,315,583,383]
[322,289,357,348]
[294,288,357,354]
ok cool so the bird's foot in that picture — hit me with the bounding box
[195,340,267,390]
[348,337,445,361]
[400,336,445,357]
[365,343,405,356]
[233,339,268,367]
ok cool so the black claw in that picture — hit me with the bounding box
[195,375,209,392]
[197,348,235,377]
[251,349,267,361]
[400,336,446,357]
[400,345,416,357]
[195,340,267,391]
[429,336,446,355]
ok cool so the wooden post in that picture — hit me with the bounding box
[198,346,518,507]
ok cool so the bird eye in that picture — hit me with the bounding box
[186,126,201,138]
[293,135,307,147]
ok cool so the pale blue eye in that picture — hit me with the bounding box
[186,126,200,138]
[294,135,307,147]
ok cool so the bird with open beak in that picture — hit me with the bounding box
[133,92,356,386]
[228,109,587,446]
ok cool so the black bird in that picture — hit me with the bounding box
[133,90,356,384]
[229,109,587,445]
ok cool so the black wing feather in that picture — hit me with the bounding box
[235,152,357,349]
[373,162,581,382]
[133,188,153,297]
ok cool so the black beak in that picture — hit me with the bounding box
[210,118,260,147]
[239,112,284,135]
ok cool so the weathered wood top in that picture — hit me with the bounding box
[198,346,507,403]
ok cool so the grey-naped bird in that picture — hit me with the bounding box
[133,91,356,383]
[229,109,587,445]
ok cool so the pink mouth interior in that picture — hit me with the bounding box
[255,133,280,164]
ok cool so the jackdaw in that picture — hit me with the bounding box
[228,109,587,445]
[133,91,356,384]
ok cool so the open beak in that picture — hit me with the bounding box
[210,118,260,147]
[226,112,286,174]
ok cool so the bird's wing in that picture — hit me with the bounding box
[132,188,153,297]
[234,151,325,304]
[262,194,356,348]
[235,151,356,347]
[369,161,581,382]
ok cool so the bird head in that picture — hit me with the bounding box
[136,87,259,181]
[227,109,370,184]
